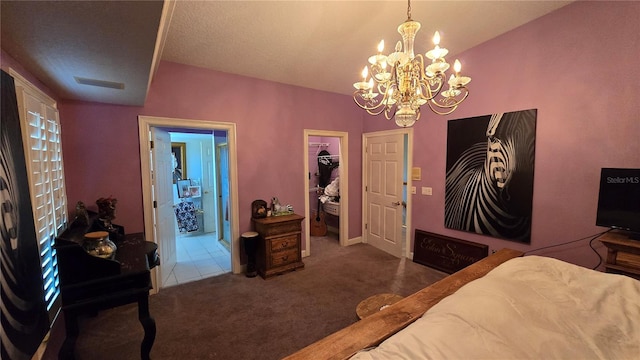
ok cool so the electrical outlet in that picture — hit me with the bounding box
[421,187,432,196]
[491,249,497,254]
[411,186,416,194]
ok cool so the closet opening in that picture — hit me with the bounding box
[303,130,349,257]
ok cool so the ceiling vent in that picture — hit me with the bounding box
[74,76,125,90]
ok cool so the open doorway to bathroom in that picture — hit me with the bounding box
[166,131,231,287]
[303,130,349,257]
[138,116,240,294]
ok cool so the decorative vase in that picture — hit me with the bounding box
[83,231,117,259]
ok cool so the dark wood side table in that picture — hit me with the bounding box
[598,230,640,280]
[55,228,159,360]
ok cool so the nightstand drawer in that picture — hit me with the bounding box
[259,221,301,237]
[270,235,297,252]
[270,248,299,267]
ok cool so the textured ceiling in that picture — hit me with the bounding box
[1,1,573,106]
[1,0,165,106]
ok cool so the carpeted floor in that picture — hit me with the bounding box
[46,234,447,360]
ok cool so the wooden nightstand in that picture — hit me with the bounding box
[252,214,305,279]
[598,230,640,280]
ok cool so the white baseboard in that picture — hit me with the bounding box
[346,236,362,246]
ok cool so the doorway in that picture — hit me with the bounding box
[303,130,349,256]
[166,132,231,287]
[138,116,240,294]
[362,128,413,258]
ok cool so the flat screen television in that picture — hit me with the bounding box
[595,168,640,239]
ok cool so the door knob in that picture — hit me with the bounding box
[392,201,401,206]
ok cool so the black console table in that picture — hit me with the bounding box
[54,220,159,360]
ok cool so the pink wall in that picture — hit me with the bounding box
[59,62,364,244]
[57,101,145,231]
[364,1,640,268]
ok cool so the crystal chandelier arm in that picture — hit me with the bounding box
[426,87,470,115]
[353,93,398,120]
[353,90,385,115]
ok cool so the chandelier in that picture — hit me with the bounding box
[353,0,471,127]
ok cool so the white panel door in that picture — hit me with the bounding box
[151,127,177,288]
[216,143,231,244]
[365,133,404,257]
[201,138,216,233]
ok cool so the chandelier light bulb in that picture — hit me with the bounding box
[361,66,369,81]
[454,59,462,74]
[433,31,441,45]
[378,40,385,53]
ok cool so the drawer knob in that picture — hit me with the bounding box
[282,255,289,261]
[281,242,288,248]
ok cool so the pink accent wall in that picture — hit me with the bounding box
[59,62,364,244]
[365,1,640,268]
[56,101,145,231]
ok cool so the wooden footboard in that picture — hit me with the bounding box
[283,248,524,360]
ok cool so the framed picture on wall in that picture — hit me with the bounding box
[177,179,191,198]
[189,186,201,198]
[171,142,187,183]
[444,108,537,243]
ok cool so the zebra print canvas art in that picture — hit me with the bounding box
[445,109,537,243]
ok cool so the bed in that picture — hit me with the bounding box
[284,249,640,360]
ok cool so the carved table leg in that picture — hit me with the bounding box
[138,295,156,360]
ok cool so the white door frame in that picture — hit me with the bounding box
[138,116,240,293]
[303,129,350,256]
[362,128,413,258]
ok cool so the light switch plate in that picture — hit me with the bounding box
[411,186,416,194]
[421,187,433,196]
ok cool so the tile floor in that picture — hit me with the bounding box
[163,231,231,288]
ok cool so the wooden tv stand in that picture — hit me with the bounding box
[598,230,640,280]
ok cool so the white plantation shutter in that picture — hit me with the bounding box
[12,70,67,323]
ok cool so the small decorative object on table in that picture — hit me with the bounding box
[252,199,268,219]
[96,196,117,230]
[94,196,124,241]
[83,231,117,259]
[74,201,90,226]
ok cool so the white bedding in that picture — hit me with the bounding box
[351,255,640,360]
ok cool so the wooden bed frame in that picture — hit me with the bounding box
[284,248,524,360]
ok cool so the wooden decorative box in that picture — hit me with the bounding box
[413,230,488,274]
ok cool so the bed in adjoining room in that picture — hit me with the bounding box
[284,249,640,360]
